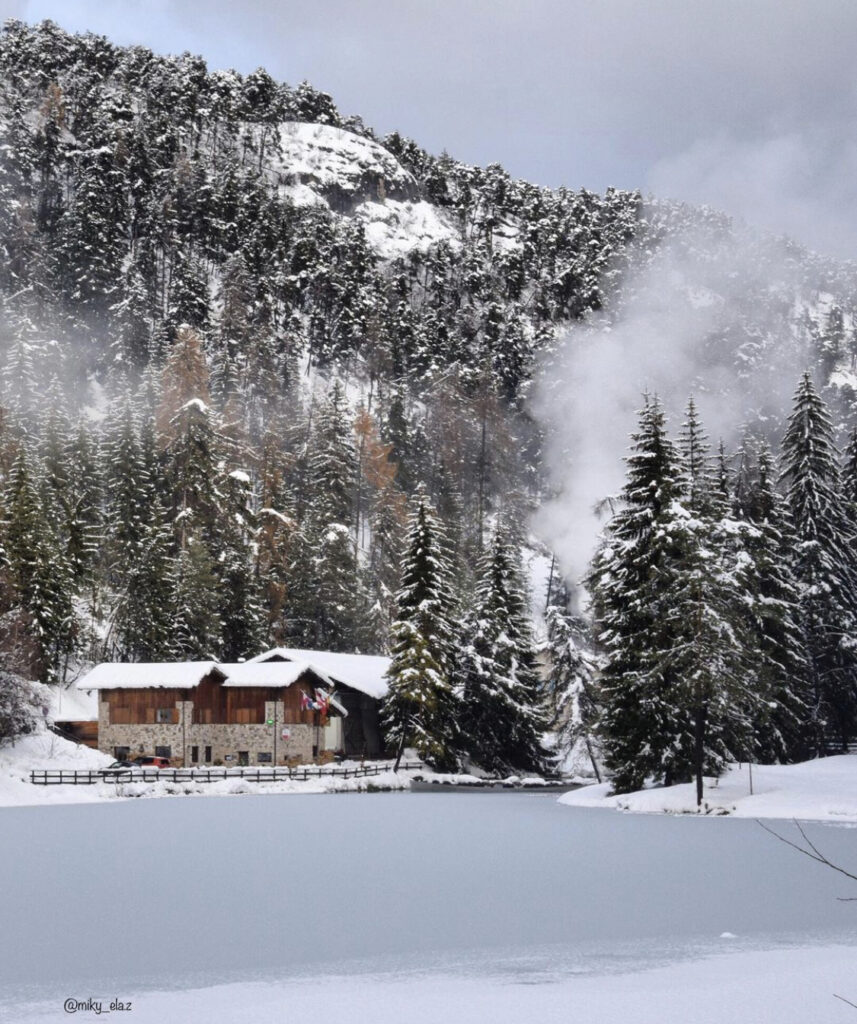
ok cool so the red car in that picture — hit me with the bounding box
[132,755,171,769]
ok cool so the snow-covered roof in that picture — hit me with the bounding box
[48,683,100,721]
[218,661,334,689]
[249,647,390,698]
[74,649,390,700]
[75,662,224,691]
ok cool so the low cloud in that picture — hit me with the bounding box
[532,210,811,594]
[649,129,857,259]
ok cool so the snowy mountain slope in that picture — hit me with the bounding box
[271,121,417,201]
[264,121,459,256]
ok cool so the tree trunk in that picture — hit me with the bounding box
[694,705,707,807]
[393,732,407,773]
[584,733,602,783]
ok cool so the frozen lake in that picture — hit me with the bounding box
[1,791,856,1021]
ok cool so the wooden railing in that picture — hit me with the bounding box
[29,760,423,786]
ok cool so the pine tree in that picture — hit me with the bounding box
[102,397,149,584]
[587,396,684,793]
[780,372,857,752]
[172,533,223,660]
[216,469,268,661]
[2,448,76,681]
[458,522,549,775]
[662,402,756,804]
[545,592,600,780]
[733,437,810,762]
[382,488,459,770]
[111,498,177,661]
[294,381,361,650]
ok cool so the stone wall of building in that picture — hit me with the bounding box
[99,698,329,765]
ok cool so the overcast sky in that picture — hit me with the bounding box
[3,0,857,256]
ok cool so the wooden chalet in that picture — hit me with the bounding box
[76,648,390,765]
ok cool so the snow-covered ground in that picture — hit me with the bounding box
[0,726,411,807]
[8,944,855,1024]
[0,729,112,807]
[559,755,857,822]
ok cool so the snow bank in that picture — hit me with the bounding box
[559,755,857,821]
[106,769,409,801]
[0,729,112,807]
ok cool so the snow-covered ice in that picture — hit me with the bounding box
[1,790,855,1023]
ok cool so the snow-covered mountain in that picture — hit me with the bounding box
[1,19,857,686]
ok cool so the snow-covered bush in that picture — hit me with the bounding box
[0,671,47,747]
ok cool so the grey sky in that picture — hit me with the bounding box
[3,0,857,256]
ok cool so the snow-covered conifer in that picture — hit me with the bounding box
[780,372,857,752]
[382,488,459,770]
[458,521,549,775]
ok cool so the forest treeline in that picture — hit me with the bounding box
[548,375,857,799]
[4,22,857,781]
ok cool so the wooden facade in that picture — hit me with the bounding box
[100,668,331,729]
[104,691,188,725]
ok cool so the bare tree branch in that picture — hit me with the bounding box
[756,819,857,886]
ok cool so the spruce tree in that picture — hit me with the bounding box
[780,372,857,752]
[382,488,459,770]
[458,522,548,775]
[296,382,361,650]
[545,592,600,780]
[663,401,756,804]
[3,448,75,681]
[216,470,268,661]
[111,498,177,661]
[587,397,684,793]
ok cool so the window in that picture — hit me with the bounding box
[114,746,130,760]
[238,751,249,766]
[156,708,173,724]
[155,746,171,758]
[204,746,212,763]
[191,745,199,764]
[257,752,272,763]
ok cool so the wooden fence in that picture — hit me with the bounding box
[30,760,423,786]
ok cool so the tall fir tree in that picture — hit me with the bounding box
[587,396,684,793]
[545,587,600,780]
[662,401,756,804]
[381,488,459,770]
[2,448,75,681]
[780,372,857,752]
[733,437,810,762]
[458,521,549,775]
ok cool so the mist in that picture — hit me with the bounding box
[531,205,816,592]
[650,127,857,260]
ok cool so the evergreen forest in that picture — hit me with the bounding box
[3,21,857,779]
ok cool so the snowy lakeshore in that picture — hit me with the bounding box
[0,728,413,807]
[559,755,857,822]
